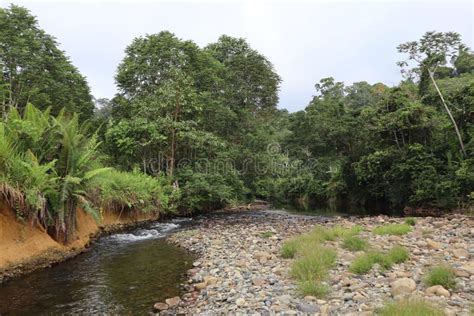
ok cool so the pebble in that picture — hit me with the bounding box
[165,211,473,315]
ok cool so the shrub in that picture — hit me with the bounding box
[424,265,456,289]
[373,223,411,235]
[378,299,444,316]
[388,245,410,264]
[297,280,329,297]
[342,235,368,251]
[404,217,416,226]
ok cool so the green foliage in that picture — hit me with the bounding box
[349,245,409,274]
[0,5,93,119]
[404,217,416,226]
[297,280,329,297]
[260,231,274,238]
[0,104,170,242]
[378,299,445,316]
[373,223,411,235]
[342,236,368,251]
[388,245,410,263]
[290,247,336,281]
[280,240,298,258]
[424,265,456,289]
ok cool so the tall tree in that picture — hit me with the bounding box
[397,31,467,156]
[0,5,93,119]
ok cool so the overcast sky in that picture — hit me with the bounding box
[3,0,473,111]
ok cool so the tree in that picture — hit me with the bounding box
[205,35,281,114]
[0,5,93,119]
[397,31,467,156]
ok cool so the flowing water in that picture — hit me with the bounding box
[0,219,194,315]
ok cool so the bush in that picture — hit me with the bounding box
[342,235,368,251]
[297,280,329,297]
[404,217,416,226]
[388,245,410,264]
[373,223,411,235]
[424,265,456,289]
[378,299,444,316]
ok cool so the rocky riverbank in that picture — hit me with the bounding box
[163,211,473,315]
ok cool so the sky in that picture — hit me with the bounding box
[2,0,473,112]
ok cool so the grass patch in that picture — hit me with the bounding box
[291,247,337,281]
[297,280,329,297]
[281,240,298,258]
[342,235,368,251]
[404,217,416,226]
[422,229,433,237]
[373,223,411,236]
[388,245,409,264]
[260,231,275,238]
[349,245,409,274]
[424,265,456,289]
[378,299,444,316]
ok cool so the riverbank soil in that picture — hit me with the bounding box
[168,212,473,315]
[0,204,159,282]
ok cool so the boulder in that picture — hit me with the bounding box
[426,285,450,297]
[153,302,169,311]
[391,278,416,297]
[165,296,181,307]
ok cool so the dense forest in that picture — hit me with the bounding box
[0,5,473,242]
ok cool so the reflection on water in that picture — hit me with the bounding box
[0,221,194,315]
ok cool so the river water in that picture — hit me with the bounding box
[0,219,194,315]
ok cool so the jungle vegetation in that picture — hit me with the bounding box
[0,5,473,242]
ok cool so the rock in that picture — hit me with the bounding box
[304,295,317,302]
[252,278,266,286]
[153,302,169,311]
[426,285,450,297]
[204,276,218,285]
[454,268,470,278]
[452,248,470,259]
[391,278,416,297]
[353,293,366,302]
[194,282,207,290]
[278,294,292,305]
[165,296,181,307]
[296,302,319,313]
[235,298,246,307]
[459,262,474,275]
[427,239,442,249]
[320,304,331,316]
[254,251,270,260]
[192,261,201,267]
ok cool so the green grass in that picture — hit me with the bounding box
[281,240,298,258]
[260,231,275,238]
[404,217,416,226]
[342,235,368,251]
[291,247,337,281]
[388,245,409,264]
[373,223,412,236]
[378,299,444,316]
[349,245,409,274]
[297,280,329,297]
[424,265,456,289]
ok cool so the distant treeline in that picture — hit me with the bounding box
[0,4,473,242]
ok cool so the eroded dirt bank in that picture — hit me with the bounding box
[0,203,159,283]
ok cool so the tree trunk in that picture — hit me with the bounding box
[428,70,467,157]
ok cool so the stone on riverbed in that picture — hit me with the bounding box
[153,302,168,311]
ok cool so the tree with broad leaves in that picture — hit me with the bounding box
[397,31,467,156]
